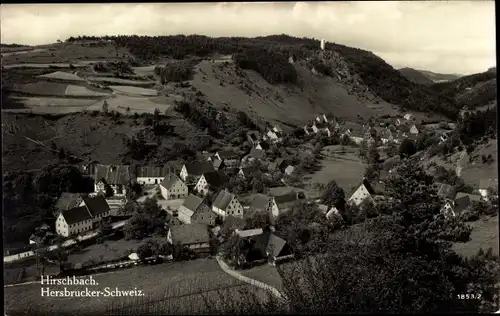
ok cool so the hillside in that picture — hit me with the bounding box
[429,68,497,109]
[398,68,435,85]
[65,34,460,120]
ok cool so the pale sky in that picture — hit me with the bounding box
[0,2,496,75]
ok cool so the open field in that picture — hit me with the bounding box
[452,215,499,258]
[65,84,112,97]
[1,46,37,54]
[240,264,284,292]
[305,145,366,192]
[4,258,269,315]
[2,106,92,114]
[109,85,159,96]
[11,81,69,96]
[85,95,173,114]
[3,63,88,69]
[37,71,86,82]
[7,97,100,108]
[132,65,158,76]
[88,76,156,86]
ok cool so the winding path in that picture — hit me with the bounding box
[215,255,287,301]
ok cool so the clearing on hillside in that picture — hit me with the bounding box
[7,97,99,108]
[452,215,499,258]
[109,85,159,96]
[132,65,158,76]
[64,85,111,97]
[3,63,87,69]
[87,76,155,86]
[37,71,85,82]
[85,95,174,114]
[11,81,68,96]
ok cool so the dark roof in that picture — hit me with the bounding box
[160,173,183,189]
[240,166,260,177]
[454,192,482,213]
[136,165,173,178]
[170,224,209,245]
[184,161,215,176]
[213,189,236,210]
[95,164,132,185]
[247,131,260,142]
[436,183,456,200]
[361,179,376,195]
[250,148,265,159]
[202,171,227,189]
[212,159,224,169]
[217,150,239,160]
[480,178,498,190]
[250,194,272,211]
[258,141,270,150]
[82,195,110,217]
[181,194,205,217]
[273,192,300,205]
[55,193,83,212]
[250,231,287,258]
[315,122,328,129]
[62,206,92,225]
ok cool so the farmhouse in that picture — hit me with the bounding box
[249,147,265,160]
[303,125,315,136]
[270,191,305,220]
[404,113,414,121]
[94,164,132,197]
[479,178,498,200]
[247,130,261,145]
[215,150,240,167]
[167,224,211,254]
[264,128,283,143]
[248,194,275,215]
[55,196,110,237]
[312,122,332,137]
[79,162,99,177]
[268,158,292,173]
[435,183,457,200]
[440,200,456,217]
[212,189,244,219]
[348,179,378,207]
[380,128,395,144]
[136,165,173,185]
[82,195,111,224]
[284,165,295,176]
[409,124,420,135]
[160,174,188,200]
[315,113,329,124]
[179,161,215,184]
[178,194,216,225]
[239,230,294,265]
[454,192,482,213]
[255,141,270,151]
[195,171,227,196]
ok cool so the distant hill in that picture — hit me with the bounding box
[64,34,459,120]
[429,68,496,110]
[398,67,461,85]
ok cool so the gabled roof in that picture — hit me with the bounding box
[169,224,209,245]
[82,195,110,217]
[284,165,295,174]
[304,125,314,133]
[55,192,83,212]
[217,150,239,160]
[250,194,272,211]
[201,171,227,189]
[136,165,172,178]
[454,192,482,213]
[249,148,265,159]
[160,173,183,190]
[213,189,236,210]
[95,164,132,185]
[180,194,206,218]
[250,231,288,258]
[184,161,215,176]
[61,206,92,225]
[436,183,456,200]
[240,166,260,177]
[236,228,264,238]
[212,159,224,169]
[273,192,301,205]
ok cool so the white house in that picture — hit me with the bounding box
[270,191,304,220]
[404,113,413,121]
[215,150,240,167]
[179,161,215,184]
[212,189,244,219]
[409,124,419,135]
[479,178,498,200]
[160,174,188,200]
[194,171,226,196]
[94,164,132,197]
[312,122,332,137]
[136,165,173,185]
[284,165,295,176]
[348,179,377,207]
[177,194,216,225]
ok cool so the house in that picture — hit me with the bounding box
[348,179,378,207]
[195,171,227,195]
[215,150,240,167]
[179,161,215,184]
[54,192,84,216]
[315,114,329,124]
[167,224,211,254]
[249,147,265,160]
[265,128,283,143]
[160,174,189,200]
[94,164,132,197]
[212,189,244,219]
[440,200,456,217]
[312,122,332,137]
[268,158,292,173]
[270,191,305,220]
[29,224,53,245]
[82,195,111,225]
[404,113,413,121]
[239,166,260,179]
[235,228,264,238]
[135,165,173,185]
[380,128,394,144]
[244,230,294,265]
[284,165,295,176]
[409,124,419,135]
[246,130,261,145]
[272,125,283,134]
[79,162,98,177]
[249,194,275,215]
[56,206,93,237]
[177,194,216,225]
[479,178,498,200]
[435,183,457,200]
[255,141,270,151]
[454,192,482,214]
[326,206,341,220]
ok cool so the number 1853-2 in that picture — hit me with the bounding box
[457,293,481,300]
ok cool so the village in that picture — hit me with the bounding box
[4,109,497,277]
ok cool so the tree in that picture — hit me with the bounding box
[102,100,109,113]
[399,139,417,158]
[320,180,346,210]
[126,107,131,115]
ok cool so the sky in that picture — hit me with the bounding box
[0,2,496,75]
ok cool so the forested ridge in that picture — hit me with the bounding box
[66,34,463,119]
